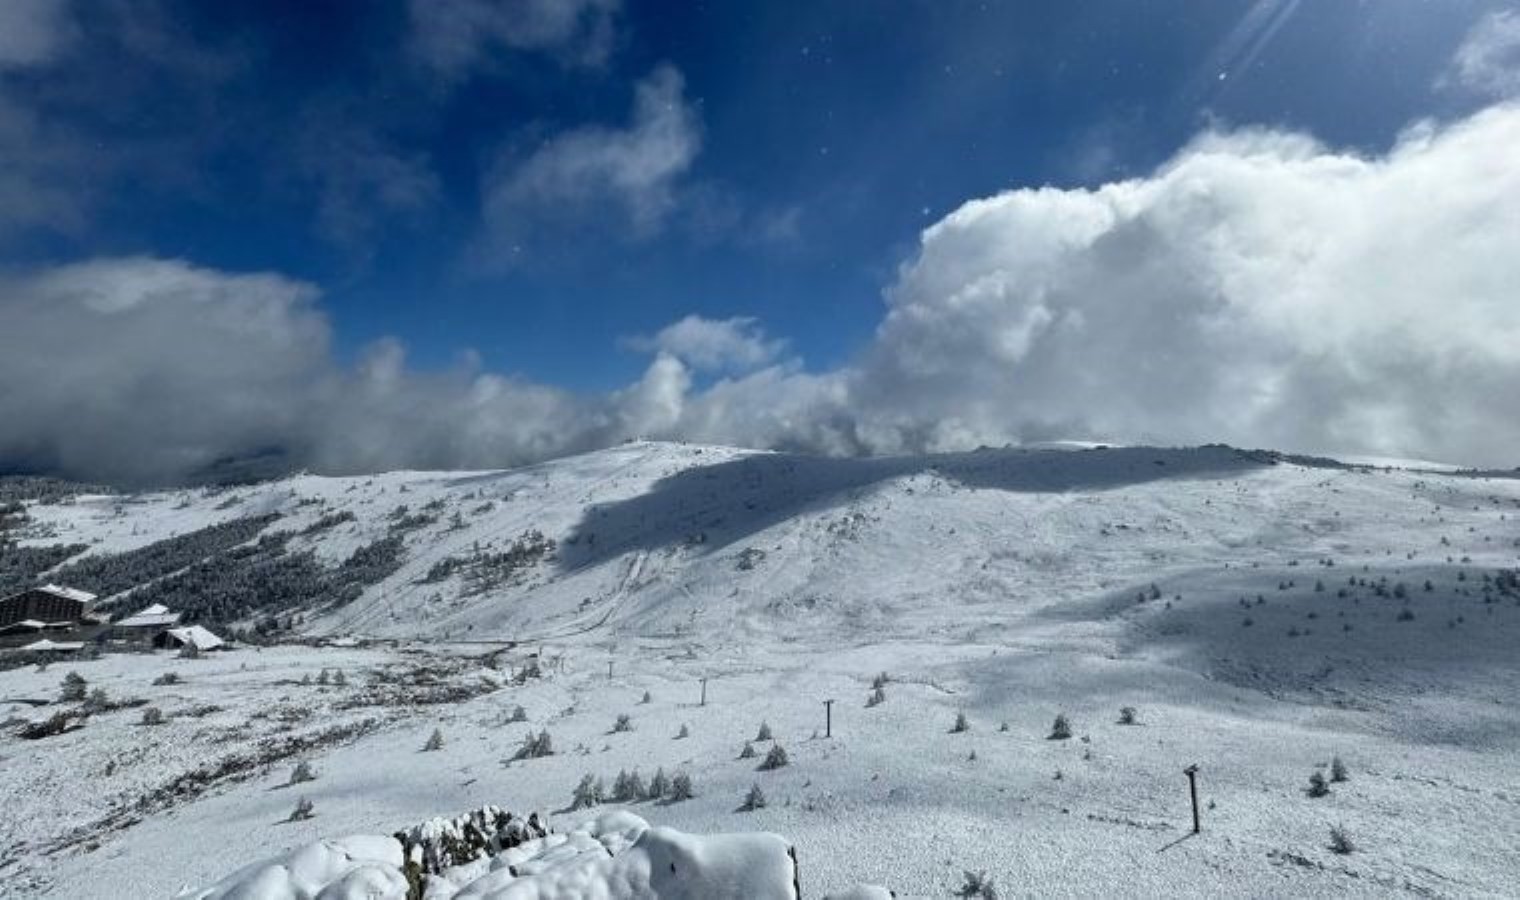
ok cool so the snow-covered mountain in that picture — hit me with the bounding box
[4,442,1519,897]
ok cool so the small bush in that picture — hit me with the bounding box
[423,728,445,752]
[1330,756,1349,783]
[83,687,109,712]
[289,760,316,785]
[332,669,347,686]
[647,767,669,800]
[1397,607,1415,622]
[179,643,200,660]
[1328,824,1354,855]
[669,771,695,801]
[1048,714,1072,740]
[140,706,164,726]
[755,721,772,741]
[20,711,81,740]
[509,705,528,723]
[675,723,690,739]
[288,797,314,822]
[513,729,554,760]
[741,782,767,811]
[60,671,87,703]
[612,713,633,733]
[571,773,604,809]
[866,687,886,707]
[1307,770,1330,797]
[316,669,329,686]
[1118,706,1138,726]
[739,741,757,759]
[957,869,999,899]
[759,744,789,771]
[951,711,970,733]
[871,672,889,690]
[152,672,181,687]
[640,690,652,704]
[998,722,1009,732]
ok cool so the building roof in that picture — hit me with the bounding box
[38,584,97,604]
[21,638,85,652]
[0,619,47,634]
[163,625,225,651]
[117,611,182,628]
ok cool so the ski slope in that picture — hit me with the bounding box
[4,442,1520,896]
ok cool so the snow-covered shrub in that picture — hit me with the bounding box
[740,741,758,759]
[316,668,330,685]
[612,713,633,733]
[289,760,316,785]
[288,797,314,821]
[179,643,200,660]
[509,704,528,723]
[332,669,347,686]
[741,782,767,811]
[83,687,109,712]
[759,744,789,771]
[1307,771,1330,797]
[1118,706,1138,726]
[669,771,695,801]
[647,767,669,800]
[640,690,652,704]
[958,869,999,899]
[951,711,970,733]
[1049,714,1072,740]
[152,672,180,686]
[513,728,554,760]
[871,672,889,690]
[866,687,886,707]
[393,805,549,878]
[572,774,604,809]
[1397,607,1415,622]
[422,728,445,752]
[998,722,1009,732]
[1330,756,1349,783]
[756,721,773,741]
[1329,824,1355,854]
[20,711,83,740]
[140,706,164,726]
[675,723,690,739]
[60,671,87,702]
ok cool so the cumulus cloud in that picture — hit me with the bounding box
[621,316,787,374]
[1444,10,1520,99]
[409,0,620,75]
[5,103,1520,483]
[847,104,1520,465]
[478,65,699,256]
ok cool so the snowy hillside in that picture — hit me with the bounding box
[3,442,1520,896]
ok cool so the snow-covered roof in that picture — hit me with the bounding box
[38,584,97,604]
[0,619,47,634]
[116,605,182,628]
[163,625,224,651]
[21,638,84,652]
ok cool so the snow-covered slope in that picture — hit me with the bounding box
[4,442,1520,897]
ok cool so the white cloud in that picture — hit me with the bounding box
[621,315,786,373]
[1445,10,1520,99]
[409,0,620,75]
[844,104,1520,465]
[0,0,72,68]
[6,103,1520,482]
[479,65,699,256]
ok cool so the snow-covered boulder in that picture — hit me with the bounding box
[178,834,408,900]
[181,811,803,900]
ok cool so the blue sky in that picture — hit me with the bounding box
[3,0,1500,386]
[4,0,1520,482]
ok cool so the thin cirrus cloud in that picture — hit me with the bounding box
[3,101,1520,483]
[1442,10,1520,100]
[408,0,622,75]
[476,64,701,262]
